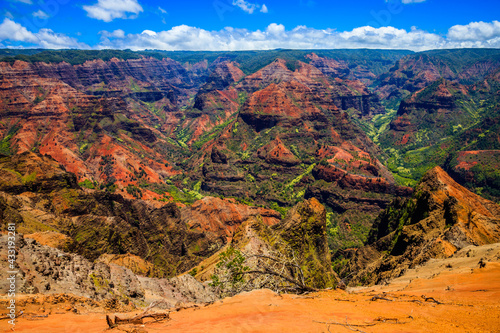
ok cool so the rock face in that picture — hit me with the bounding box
[3,49,500,298]
[0,152,280,277]
[194,57,410,251]
[381,79,473,148]
[0,235,215,306]
[194,198,337,290]
[340,167,500,285]
[180,196,281,240]
[374,55,500,194]
[275,198,337,288]
[0,60,181,200]
[375,49,500,103]
[0,52,407,245]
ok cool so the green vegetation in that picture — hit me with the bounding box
[0,125,21,156]
[0,48,413,76]
[0,49,142,65]
[209,247,249,296]
[78,179,95,189]
[126,184,143,199]
[191,118,235,150]
[21,172,37,184]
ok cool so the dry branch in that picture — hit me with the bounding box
[242,269,318,292]
[422,296,443,304]
[315,314,414,331]
[370,294,393,302]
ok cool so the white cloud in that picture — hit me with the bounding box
[36,29,89,49]
[95,22,500,52]
[0,18,89,49]
[158,6,167,14]
[99,29,126,38]
[232,0,258,14]
[83,0,143,22]
[338,26,444,49]
[33,10,49,19]
[3,18,500,52]
[448,20,500,41]
[141,30,157,37]
[0,18,38,43]
[232,0,268,14]
[266,23,285,35]
[13,0,33,4]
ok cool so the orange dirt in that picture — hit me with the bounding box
[3,261,499,332]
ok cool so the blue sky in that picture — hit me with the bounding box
[0,0,499,50]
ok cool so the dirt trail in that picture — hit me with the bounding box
[2,245,500,333]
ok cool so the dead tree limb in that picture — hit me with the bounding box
[112,313,170,326]
[422,296,443,304]
[242,269,318,292]
[370,295,393,302]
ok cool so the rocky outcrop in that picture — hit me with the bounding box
[275,198,337,288]
[239,81,329,131]
[180,196,281,240]
[0,235,215,306]
[193,198,337,290]
[257,137,300,166]
[0,152,281,278]
[381,78,475,148]
[375,50,500,101]
[0,62,177,198]
[311,164,407,194]
[340,167,500,285]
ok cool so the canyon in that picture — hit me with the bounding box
[0,48,500,332]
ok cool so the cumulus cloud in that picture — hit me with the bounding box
[0,18,89,49]
[448,20,500,41]
[36,29,90,49]
[141,30,157,37]
[266,23,285,35]
[94,22,500,51]
[0,18,38,43]
[3,18,500,52]
[33,10,49,19]
[83,0,143,22]
[260,4,268,13]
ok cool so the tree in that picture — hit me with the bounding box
[209,242,316,298]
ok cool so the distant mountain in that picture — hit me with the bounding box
[366,50,500,199]
[375,48,500,108]
[1,47,499,256]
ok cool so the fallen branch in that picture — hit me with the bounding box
[27,314,48,318]
[374,316,413,324]
[108,313,170,328]
[370,295,393,302]
[422,295,443,304]
[315,314,414,331]
[315,317,373,333]
[242,269,318,292]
